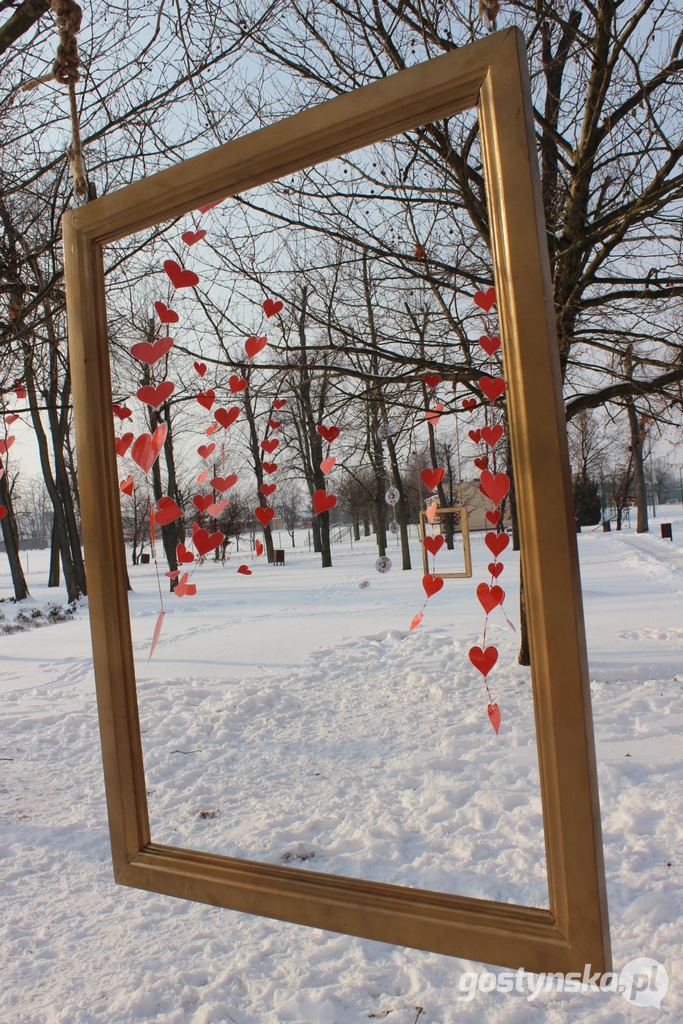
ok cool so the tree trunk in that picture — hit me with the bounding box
[626,398,648,533]
[0,474,29,600]
[48,518,60,586]
[385,431,411,570]
[518,561,530,667]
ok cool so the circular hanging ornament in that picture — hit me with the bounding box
[375,556,392,574]
[385,485,400,507]
[389,520,399,535]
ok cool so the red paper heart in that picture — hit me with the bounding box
[468,429,482,444]
[480,335,501,356]
[474,287,496,313]
[197,469,209,485]
[487,703,501,734]
[272,399,287,410]
[166,570,179,579]
[263,298,284,317]
[211,475,238,492]
[422,574,444,598]
[119,476,134,496]
[177,543,194,564]
[193,494,213,513]
[193,527,224,557]
[474,455,488,471]
[485,531,510,557]
[194,361,207,377]
[175,572,197,597]
[245,335,268,359]
[229,374,247,393]
[260,483,276,497]
[137,381,174,409]
[14,385,27,399]
[131,423,167,473]
[214,406,240,430]
[255,539,264,557]
[255,506,274,527]
[207,500,228,516]
[461,398,477,410]
[237,564,252,575]
[0,436,15,455]
[477,582,505,615]
[164,259,199,289]
[479,375,506,403]
[421,467,444,491]
[112,403,132,421]
[313,489,337,515]
[468,645,498,677]
[268,419,281,430]
[130,336,173,365]
[115,433,133,457]
[196,389,216,411]
[423,373,441,389]
[181,229,206,246]
[409,611,424,631]
[317,424,340,443]
[206,423,219,436]
[197,443,216,460]
[262,461,278,474]
[480,470,510,505]
[423,535,444,557]
[481,424,504,447]
[4,414,18,426]
[0,505,7,520]
[198,199,222,213]
[154,301,179,324]
[485,509,501,526]
[320,456,336,475]
[156,496,182,525]
[488,562,504,578]
[426,402,445,427]
[261,437,279,454]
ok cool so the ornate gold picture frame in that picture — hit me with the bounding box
[62,28,610,973]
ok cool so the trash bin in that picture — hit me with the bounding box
[274,549,285,565]
[661,523,672,541]
[602,521,611,533]
[140,553,151,564]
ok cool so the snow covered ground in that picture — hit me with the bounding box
[1,508,682,1023]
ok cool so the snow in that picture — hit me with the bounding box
[1,509,682,1022]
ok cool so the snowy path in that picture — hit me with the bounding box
[1,515,682,1023]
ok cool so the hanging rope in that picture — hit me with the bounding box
[21,0,87,198]
[478,1,500,31]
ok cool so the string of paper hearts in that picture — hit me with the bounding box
[0,390,25,521]
[249,305,286,549]
[313,423,339,518]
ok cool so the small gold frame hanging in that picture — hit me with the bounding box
[418,505,473,578]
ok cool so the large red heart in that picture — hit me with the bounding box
[423,373,441,389]
[477,582,505,615]
[474,455,488,471]
[268,419,281,430]
[119,476,134,496]
[320,456,336,475]
[14,385,27,399]
[313,489,337,515]
[137,381,174,409]
[176,543,194,564]
[423,535,444,557]
[255,506,274,527]
[255,539,264,557]
[260,483,276,497]
[112,403,132,420]
[197,443,216,460]
[193,527,224,557]
[262,461,278,474]
[193,494,213,513]
[488,703,501,734]
[237,564,252,575]
[422,574,444,598]
[479,376,506,403]
[261,437,279,454]
[130,336,173,365]
[317,424,340,443]
[175,572,197,597]
[115,433,134,457]
[485,531,510,557]
[156,496,182,525]
[468,644,498,677]
[468,429,482,444]
[131,423,167,473]
[461,398,477,411]
[421,466,444,491]
[488,562,504,579]
[154,301,179,324]
[485,509,501,526]
[164,259,199,289]
[214,406,240,429]
[480,470,510,505]
[272,399,287,410]
[211,475,238,492]
[263,298,283,317]
[196,389,215,411]
[229,375,247,393]
[194,361,207,377]
[481,424,504,447]
[181,229,206,246]
[480,334,501,356]
[474,287,496,312]
[245,335,268,359]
